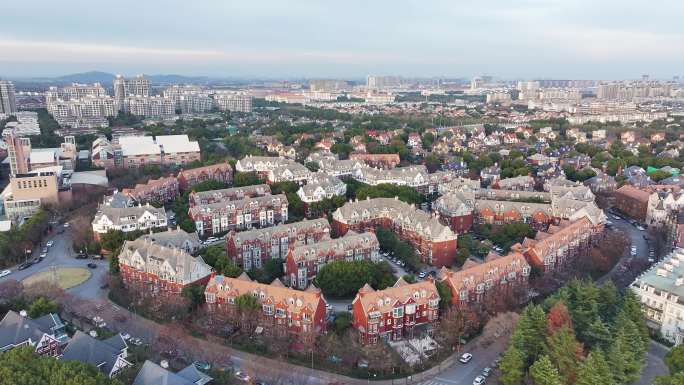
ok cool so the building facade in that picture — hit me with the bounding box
[189,193,288,236]
[226,218,331,270]
[285,231,380,289]
[117,237,213,295]
[177,163,233,191]
[332,197,458,267]
[351,278,440,344]
[204,274,327,335]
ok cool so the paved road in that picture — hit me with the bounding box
[1,213,665,384]
[417,339,506,385]
[637,341,670,385]
[0,224,109,299]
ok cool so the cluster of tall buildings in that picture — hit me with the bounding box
[44,75,253,129]
[597,80,676,101]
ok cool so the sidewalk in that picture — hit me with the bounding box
[70,296,473,385]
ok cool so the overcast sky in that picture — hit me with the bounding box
[1,0,683,79]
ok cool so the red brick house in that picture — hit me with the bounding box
[351,278,440,344]
[188,184,270,207]
[117,237,213,295]
[188,193,288,236]
[226,218,331,270]
[332,197,458,267]
[122,176,179,204]
[349,153,400,169]
[439,252,530,309]
[614,185,651,221]
[285,231,379,289]
[204,273,327,336]
[513,216,603,273]
[433,191,475,234]
[177,162,233,191]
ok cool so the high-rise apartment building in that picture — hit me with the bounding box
[212,91,252,113]
[0,80,17,115]
[113,74,151,110]
[367,75,401,90]
[46,83,107,103]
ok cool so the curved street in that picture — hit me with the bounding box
[0,212,668,385]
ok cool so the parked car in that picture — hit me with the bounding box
[41,247,48,253]
[46,241,54,247]
[63,223,70,228]
[130,338,143,346]
[18,262,31,270]
[482,367,493,377]
[473,375,486,385]
[0,270,11,278]
[87,263,97,269]
[418,272,427,279]
[76,254,88,259]
[459,353,473,363]
[39,253,47,260]
[193,361,211,371]
[630,246,637,256]
[234,371,251,382]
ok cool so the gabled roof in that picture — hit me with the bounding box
[205,274,324,315]
[354,278,439,315]
[133,360,212,385]
[0,311,57,349]
[61,331,129,376]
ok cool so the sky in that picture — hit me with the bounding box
[1,0,683,80]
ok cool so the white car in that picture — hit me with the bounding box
[631,246,637,256]
[459,352,473,363]
[234,371,251,382]
[473,375,486,385]
[63,223,70,228]
[46,241,54,247]
[0,270,11,278]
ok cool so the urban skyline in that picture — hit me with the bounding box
[2,0,684,79]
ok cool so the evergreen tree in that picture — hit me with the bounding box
[597,281,619,323]
[584,317,612,351]
[666,344,684,374]
[499,346,525,385]
[529,355,563,385]
[576,350,615,385]
[608,322,644,384]
[545,327,583,385]
[511,304,547,365]
[654,372,684,385]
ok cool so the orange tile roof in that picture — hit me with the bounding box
[205,274,324,316]
[354,278,439,315]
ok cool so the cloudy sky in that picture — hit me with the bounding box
[1,0,683,79]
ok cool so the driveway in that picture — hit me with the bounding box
[0,225,109,299]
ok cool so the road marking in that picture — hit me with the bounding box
[434,377,462,384]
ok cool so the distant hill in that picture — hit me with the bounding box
[55,71,115,84]
[15,71,213,86]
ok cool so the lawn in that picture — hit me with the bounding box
[22,267,91,289]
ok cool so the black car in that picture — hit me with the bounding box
[87,263,97,269]
[18,262,31,270]
[76,254,88,259]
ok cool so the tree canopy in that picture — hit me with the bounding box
[0,347,122,385]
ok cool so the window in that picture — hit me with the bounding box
[393,307,404,318]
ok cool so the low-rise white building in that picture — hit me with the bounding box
[632,248,684,345]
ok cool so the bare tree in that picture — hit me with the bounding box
[479,311,519,348]
[0,279,24,303]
